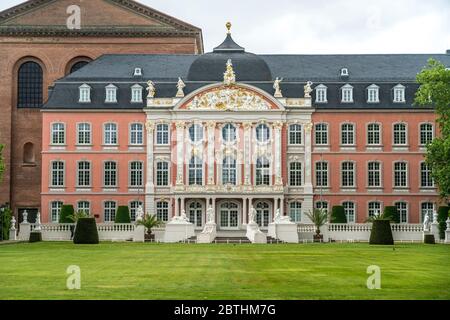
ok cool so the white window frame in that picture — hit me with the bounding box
[288,124,303,145]
[131,84,143,103]
[289,161,303,186]
[255,123,270,143]
[341,84,354,103]
[420,202,434,223]
[77,201,90,215]
[188,156,203,186]
[50,201,63,223]
[367,123,381,146]
[222,123,237,144]
[341,123,355,146]
[395,201,409,224]
[105,84,118,103]
[129,123,144,146]
[393,123,408,146]
[255,156,271,186]
[104,201,117,222]
[104,161,118,187]
[289,201,302,223]
[393,161,408,188]
[420,161,434,188]
[79,84,91,103]
[367,84,380,103]
[129,161,143,187]
[76,122,91,145]
[315,84,328,103]
[368,201,382,218]
[156,161,169,186]
[315,161,329,188]
[156,201,169,222]
[156,123,170,145]
[367,161,382,188]
[103,123,118,146]
[129,200,143,222]
[342,201,356,223]
[222,156,237,185]
[341,161,356,188]
[51,122,66,145]
[50,160,65,187]
[419,123,434,146]
[77,160,91,188]
[393,84,406,103]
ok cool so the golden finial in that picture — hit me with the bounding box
[226,22,232,34]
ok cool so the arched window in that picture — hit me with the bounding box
[222,123,236,143]
[23,142,35,164]
[368,201,382,218]
[343,201,356,223]
[189,124,203,142]
[188,201,203,227]
[256,201,270,227]
[256,157,270,185]
[222,156,236,185]
[70,61,89,74]
[219,201,239,229]
[129,201,143,222]
[189,156,203,185]
[18,61,43,108]
[256,124,270,142]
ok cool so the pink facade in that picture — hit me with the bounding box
[312,111,440,223]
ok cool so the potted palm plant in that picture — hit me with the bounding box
[305,208,329,242]
[136,214,164,241]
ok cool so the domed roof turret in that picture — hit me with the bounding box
[187,23,272,82]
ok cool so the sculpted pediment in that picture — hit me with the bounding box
[183,85,278,111]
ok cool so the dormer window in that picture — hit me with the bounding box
[315,84,328,103]
[340,68,349,77]
[131,84,143,103]
[367,84,380,103]
[134,68,142,77]
[79,84,91,103]
[105,84,117,103]
[393,84,406,103]
[341,84,353,103]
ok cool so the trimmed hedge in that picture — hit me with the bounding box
[115,206,131,223]
[59,204,74,223]
[369,220,394,245]
[437,206,450,240]
[73,218,99,244]
[383,206,400,224]
[424,234,435,244]
[331,206,347,223]
[29,231,42,243]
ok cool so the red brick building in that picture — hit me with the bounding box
[0,0,203,221]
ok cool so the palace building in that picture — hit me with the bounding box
[0,0,202,222]
[40,23,450,229]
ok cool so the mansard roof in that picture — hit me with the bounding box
[0,0,203,52]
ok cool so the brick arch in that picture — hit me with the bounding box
[64,56,94,75]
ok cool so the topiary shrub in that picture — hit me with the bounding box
[29,231,42,243]
[383,206,400,224]
[73,218,99,244]
[437,206,450,240]
[369,220,394,245]
[59,204,74,223]
[331,206,347,223]
[115,206,131,223]
[424,234,435,244]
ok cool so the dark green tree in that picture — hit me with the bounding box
[331,206,347,223]
[415,59,450,200]
[383,206,400,224]
[59,204,74,223]
[115,206,131,223]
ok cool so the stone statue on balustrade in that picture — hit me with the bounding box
[423,213,431,232]
[274,208,292,224]
[249,206,257,224]
[206,205,215,224]
[136,205,144,222]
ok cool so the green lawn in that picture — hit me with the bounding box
[0,242,448,300]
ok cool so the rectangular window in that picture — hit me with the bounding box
[367,123,381,145]
[156,162,169,186]
[341,124,354,145]
[343,202,355,223]
[79,85,91,103]
[394,87,405,103]
[395,202,408,224]
[77,123,91,145]
[156,124,169,145]
[367,87,379,103]
[316,87,327,103]
[394,162,407,187]
[156,202,169,222]
[341,162,355,187]
[131,86,143,103]
[289,162,302,186]
[289,202,302,222]
[104,161,117,187]
[393,123,407,145]
[130,161,143,187]
[315,123,328,145]
[105,86,117,103]
[104,123,117,145]
[315,162,328,187]
[341,87,353,103]
[77,201,90,215]
[289,124,302,145]
[130,123,143,145]
[51,161,64,187]
[50,201,63,222]
[77,161,91,187]
[420,124,433,145]
[420,162,433,187]
[368,162,381,187]
[104,201,116,222]
[51,123,65,145]
[256,158,270,186]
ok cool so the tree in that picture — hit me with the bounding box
[383,206,400,224]
[331,206,347,223]
[136,214,164,238]
[115,206,131,223]
[304,209,329,237]
[0,144,5,183]
[415,59,450,200]
[59,205,74,223]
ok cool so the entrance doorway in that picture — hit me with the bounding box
[219,201,239,230]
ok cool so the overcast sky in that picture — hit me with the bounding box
[0,0,449,54]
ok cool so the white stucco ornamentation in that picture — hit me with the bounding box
[223,59,236,85]
[186,86,271,111]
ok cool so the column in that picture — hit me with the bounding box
[174,197,179,217]
[280,197,285,216]
[303,122,314,218]
[273,121,283,186]
[175,121,185,187]
[243,198,247,225]
[206,121,216,186]
[212,198,217,223]
[145,121,155,214]
[243,122,252,186]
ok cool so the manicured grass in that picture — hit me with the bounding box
[0,242,448,300]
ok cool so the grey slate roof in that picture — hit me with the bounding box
[45,41,450,110]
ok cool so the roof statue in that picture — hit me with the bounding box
[176,77,186,98]
[146,80,156,98]
[274,77,283,98]
[304,81,313,98]
[224,59,236,85]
